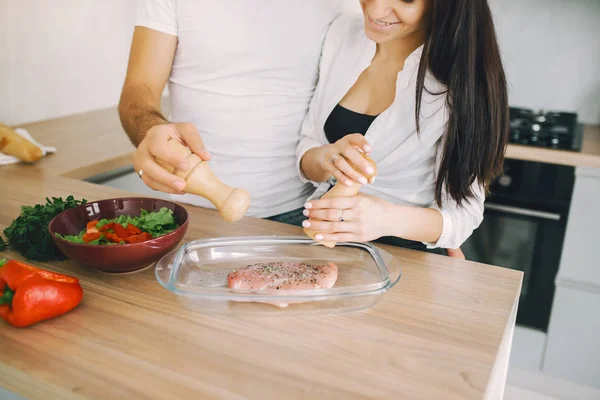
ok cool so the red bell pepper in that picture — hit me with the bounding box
[97,222,114,232]
[82,231,102,243]
[123,232,152,244]
[104,232,121,243]
[125,223,142,235]
[112,223,130,238]
[86,220,99,230]
[0,259,83,328]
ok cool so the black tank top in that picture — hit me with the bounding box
[321,105,443,255]
[324,104,378,144]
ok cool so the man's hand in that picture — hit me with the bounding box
[118,27,212,194]
[133,122,211,194]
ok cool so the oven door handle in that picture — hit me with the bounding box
[484,203,561,221]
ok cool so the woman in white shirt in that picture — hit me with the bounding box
[296,0,509,255]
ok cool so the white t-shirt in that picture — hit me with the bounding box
[135,0,361,218]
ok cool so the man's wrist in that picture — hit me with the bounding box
[133,110,169,146]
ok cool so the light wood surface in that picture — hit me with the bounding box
[1,107,135,178]
[0,108,524,400]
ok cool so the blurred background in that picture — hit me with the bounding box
[1,0,599,126]
[1,1,599,400]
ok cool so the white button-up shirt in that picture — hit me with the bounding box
[296,15,485,249]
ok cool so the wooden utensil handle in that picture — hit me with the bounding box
[155,139,251,223]
[304,154,377,248]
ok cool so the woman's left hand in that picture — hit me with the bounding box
[302,193,393,243]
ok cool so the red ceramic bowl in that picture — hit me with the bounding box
[48,197,189,273]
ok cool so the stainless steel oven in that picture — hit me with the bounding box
[462,158,575,332]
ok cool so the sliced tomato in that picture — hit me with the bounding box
[125,224,142,235]
[82,232,102,243]
[112,223,130,238]
[98,222,115,232]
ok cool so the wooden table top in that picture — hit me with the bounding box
[0,107,523,400]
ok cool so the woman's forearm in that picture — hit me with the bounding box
[300,146,334,183]
[384,203,444,244]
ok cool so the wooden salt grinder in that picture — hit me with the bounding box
[304,155,377,248]
[155,139,251,223]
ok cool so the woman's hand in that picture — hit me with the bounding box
[314,134,376,187]
[302,193,393,243]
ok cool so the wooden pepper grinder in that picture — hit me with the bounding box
[155,139,251,223]
[304,154,377,248]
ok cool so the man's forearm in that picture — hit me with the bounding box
[118,84,168,147]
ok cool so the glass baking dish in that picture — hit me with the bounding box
[155,236,401,314]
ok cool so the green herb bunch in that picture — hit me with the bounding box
[3,196,87,261]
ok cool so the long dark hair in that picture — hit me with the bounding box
[416,0,509,207]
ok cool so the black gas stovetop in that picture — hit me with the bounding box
[509,107,583,151]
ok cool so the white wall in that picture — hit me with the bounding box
[1,1,599,126]
[0,1,137,126]
[490,0,600,124]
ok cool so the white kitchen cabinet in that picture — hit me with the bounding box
[509,326,547,371]
[543,280,600,389]
[556,167,600,284]
[543,166,600,388]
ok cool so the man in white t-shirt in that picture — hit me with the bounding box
[118,1,359,223]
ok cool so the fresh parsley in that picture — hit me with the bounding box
[3,195,87,261]
[0,237,6,251]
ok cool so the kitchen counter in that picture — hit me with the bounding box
[505,124,600,168]
[0,107,523,400]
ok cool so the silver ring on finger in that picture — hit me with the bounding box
[330,153,340,164]
[137,169,144,178]
[340,209,345,222]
